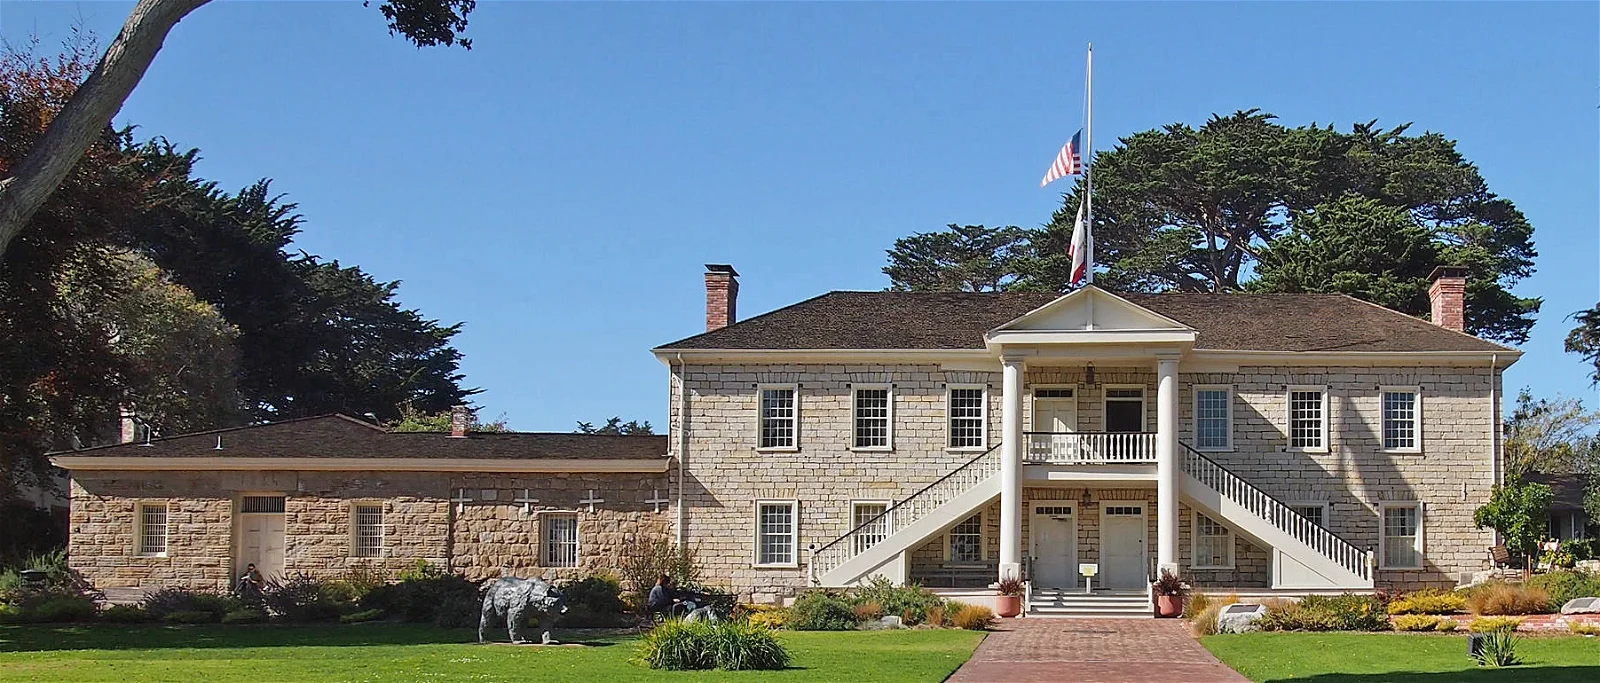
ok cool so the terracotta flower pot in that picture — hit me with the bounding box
[996,595,1023,618]
[1156,594,1183,618]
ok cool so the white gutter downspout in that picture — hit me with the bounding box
[673,353,689,547]
[1490,353,1500,487]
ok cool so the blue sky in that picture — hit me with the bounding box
[2,1,1596,430]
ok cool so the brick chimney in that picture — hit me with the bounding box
[704,264,739,332]
[1428,266,1468,332]
[449,405,470,438]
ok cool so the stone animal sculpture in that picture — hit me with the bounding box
[478,577,568,644]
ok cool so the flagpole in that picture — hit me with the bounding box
[1084,43,1094,285]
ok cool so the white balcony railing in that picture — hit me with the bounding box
[1024,431,1157,464]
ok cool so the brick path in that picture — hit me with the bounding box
[946,618,1248,683]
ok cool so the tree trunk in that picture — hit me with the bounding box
[0,0,211,261]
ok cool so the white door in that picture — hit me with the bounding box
[238,514,286,582]
[1033,392,1077,461]
[1030,506,1077,588]
[1099,505,1147,590]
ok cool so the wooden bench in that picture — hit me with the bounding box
[919,562,997,588]
[1489,545,1512,568]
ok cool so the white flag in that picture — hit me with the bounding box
[1068,199,1088,285]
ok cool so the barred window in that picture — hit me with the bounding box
[241,496,285,513]
[1382,505,1422,569]
[852,502,890,555]
[758,386,797,449]
[948,513,983,562]
[1194,387,1231,450]
[1289,389,1326,450]
[138,503,168,556]
[1382,390,1419,451]
[948,387,986,449]
[1193,513,1233,568]
[353,504,384,558]
[756,502,797,566]
[1291,504,1326,528]
[853,387,892,449]
[543,513,579,567]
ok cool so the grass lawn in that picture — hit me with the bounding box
[0,623,984,683]
[1203,632,1600,682]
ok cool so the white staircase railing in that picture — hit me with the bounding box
[1025,431,1157,464]
[809,444,1002,584]
[1181,444,1373,583]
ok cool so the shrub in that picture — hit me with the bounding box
[1184,591,1238,621]
[1387,589,1468,615]
[1394,614,1458,631]
[360,572,479,626]
[738,604,788,630]
[164,609,220,624]
[1259,594,1388,632]
[141,588,236,620]
[787,591,858,631]
[925,605,946,628]
[951,603,996,630]
[221,608,267,624]
[1568,622,1600,636]
[849,578,946,626]
[1527,570,1600,608]
[1471,630,1521,667]
[619,535,702,611]
[1469,616,1524,633]
[263,574,348,622]
[102,604,152,623]
[339,608,386,624]
[853,600,883,621]
[1466,583,1550,616]
[16,593,98,623]
[332,563,389,601]
[1192,602,1228,636]
[633,619,790,671]
[557,573,630,627]
[0,603,20,623]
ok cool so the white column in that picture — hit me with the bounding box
[1156,355,1180,576]
[998,356,1025,582]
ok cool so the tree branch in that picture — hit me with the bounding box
[0,0,211,260]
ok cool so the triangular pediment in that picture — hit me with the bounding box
[990,286,1193,334]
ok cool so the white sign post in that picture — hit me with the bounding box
[1079,563,1099,594]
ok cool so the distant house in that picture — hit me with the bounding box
[57,264,1518,613]
[1524,472,1593,540]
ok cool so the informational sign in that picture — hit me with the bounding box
[1078,563,1099,577]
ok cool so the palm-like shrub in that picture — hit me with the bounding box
[1471,631,1521,667]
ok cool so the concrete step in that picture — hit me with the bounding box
[1026,590,1153,618]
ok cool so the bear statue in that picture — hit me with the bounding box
[478,577,568,645]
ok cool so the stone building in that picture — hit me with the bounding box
[56,264,1517,614]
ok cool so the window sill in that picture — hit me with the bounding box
[850,446,894,453]
[1381,448,1423,455]
[755,446,800,453]
[751,563,799,570]
[1283,447,1330,454]
[945,447,988,454]
[1191,564,1234,571]
[1380,565,1425,571]
[135,553,168,558]
[1195,446,1235,453]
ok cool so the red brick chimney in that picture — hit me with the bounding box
[705,264,739,332]
[1428,266,1468,332]
[449,405,470,438]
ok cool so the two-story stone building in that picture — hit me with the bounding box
[56,264,1516,615]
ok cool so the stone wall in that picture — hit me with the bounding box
[68,469,672,592]
[675,360,1498,596]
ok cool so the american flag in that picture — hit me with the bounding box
[1039,130,1083,188]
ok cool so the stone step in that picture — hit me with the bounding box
[1027,604,1153,618]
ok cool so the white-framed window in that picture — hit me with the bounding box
[352,503,384,558]
[1381,387,1421,453]
[542,512,580,567]
[851,501,891,555]
[1289,502,1330,529]
[852,385,893,450]
[947,513,984,562]
[1192,512,1233,569]
[1193,385,1233,451]
[137,502,169,556]
[1287,386,1328,452]
[947,385,988,450]
[1381,503,1424,569]
[754,501,798,567]
[757,384,798,450]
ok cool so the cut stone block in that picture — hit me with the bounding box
[1217,603,1267,633]
[1561,597,1600,615]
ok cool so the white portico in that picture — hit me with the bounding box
[986,286,1196,585]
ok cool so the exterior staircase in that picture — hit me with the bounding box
[1027,589,1152,618]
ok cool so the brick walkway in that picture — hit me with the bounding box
[946,618,1248,683]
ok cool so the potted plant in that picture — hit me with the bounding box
[1152,569,1186,618]
[995,577,1025,618]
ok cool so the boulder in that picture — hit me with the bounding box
[1216,603,1267,634]
[879,615,905,629]
[1560,597,1600,615]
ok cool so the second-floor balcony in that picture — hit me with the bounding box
[1024,431,1157,464]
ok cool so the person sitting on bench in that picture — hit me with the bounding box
[647,574,695,619]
